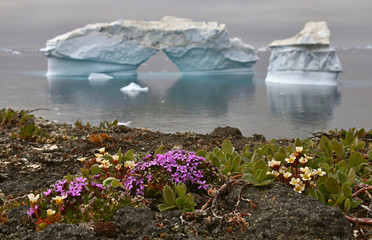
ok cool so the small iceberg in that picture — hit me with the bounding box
[88,73,113,81]
[120,82,148,97]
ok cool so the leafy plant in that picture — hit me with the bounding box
[17,124,49,140]
[158,182,196,212]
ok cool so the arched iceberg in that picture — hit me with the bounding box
[41,16,258,77]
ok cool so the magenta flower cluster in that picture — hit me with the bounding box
[123,150,219,195]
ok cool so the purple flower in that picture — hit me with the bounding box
[43,189,52,197]
[27,207,35,217]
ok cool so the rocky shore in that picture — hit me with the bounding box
[0,110,362,239]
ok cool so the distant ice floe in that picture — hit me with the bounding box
[118,121,131,126]
[40,16,258,77]
[266,21,342,86]
[120,82,149,97]
[0,48,22,55]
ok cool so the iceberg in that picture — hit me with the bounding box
[41,16,258,77]
[120,82,149,97]
[266,21,342,86]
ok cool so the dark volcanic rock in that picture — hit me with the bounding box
[31,223,99,240]
[210,126,243,138]
[222,183,353,240]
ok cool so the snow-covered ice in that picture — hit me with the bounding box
[266,21,342,85]
[41,16,258,76]
[120,82,148,95]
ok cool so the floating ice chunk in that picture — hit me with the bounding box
[12,50,22,55]
[41,16,258,76]
[118,121,131,126]
[88,73,113,81]
[120,82,149,97]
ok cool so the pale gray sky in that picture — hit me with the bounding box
[1,0,371,48]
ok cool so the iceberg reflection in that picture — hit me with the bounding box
[266,82,341,128]
[46,72,255,129]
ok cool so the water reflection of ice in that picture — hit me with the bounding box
[266,82,341,129]
[46,72,255,128]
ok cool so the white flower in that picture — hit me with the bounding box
[283,172,292,179]
[98,147,105,154]
[299,157,308,165]
[300,172,312,181]
[315,168,326,176]
[27,193,40,204]
[272,171,280,177]
[115,164,122,171]
[294,182,305,193]
[268,160,281,168]
[124,161,136,169]
[285,155,296,164]
[279,168,285,175]
[95,153,103,158]
[295,147,303,153]
[52,195,67,205]
[47,209,56,216]
[112,155,119,164]
[99,160,112,170]
[304,154,313,160]
[300,167,311,174]
[289,177,300,186]
[77,157,86,163]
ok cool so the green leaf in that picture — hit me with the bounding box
[221,139,234,154]
[337,170,347,184]
[254,179,273,186]
[103,177,117,186]
[253,159,268,175]
[347,168,356,187]
[162,185,176,206]
[158,203,176,212]
[368,151,372,161]
[265,147,274,157]
[81,168,90,177]
[210,155,221,168]
[320,136,332,157]
[336,160,347,172]
[221,164,232,175]
[278,147,287,156]
[155,145,164,155]
[295,138,302,147]
[332,141,344,160]
[175,182,187,197]
[255,169,264,182]
[242,173,256,184]
[90,164,104,175]
[309,187,318,200]
[325,176,340,194]
[196,150,207,157]
[111,179,122,188]
[125,149,134,160]
[316,189,326,205]
[274,152,285,164]
[231,156,241,171]
[343,198,351,212]
[345,131,355,145]
[343,187,352,198]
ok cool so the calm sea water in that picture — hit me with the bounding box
[1,47,371,139]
